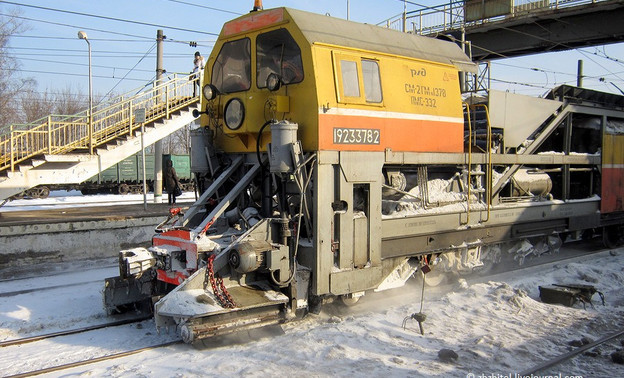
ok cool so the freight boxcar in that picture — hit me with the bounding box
[12,154,194,198]
[81,154,193,194]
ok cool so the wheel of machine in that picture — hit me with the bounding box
[603,225,623,249]
[38,186,50,199]
[422,270,446,287]
[118,183,130,195]
[180,323,194,344]
[339,294,361,307]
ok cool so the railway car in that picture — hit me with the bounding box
[104,4,624,343]
[80,153,193,195]
[12,153,194,198]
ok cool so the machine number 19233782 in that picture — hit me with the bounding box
[333,127,380,145]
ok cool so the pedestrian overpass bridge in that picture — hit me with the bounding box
[380,0,624,60]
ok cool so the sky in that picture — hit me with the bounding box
[3,0,624,104]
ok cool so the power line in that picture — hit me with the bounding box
[99,44,157,102]
[6,67,149,82]
[11,35,153,43]
[165,0,242,16]
[577,49,624,82]
[12,52,189,58]
[0,1,220,36]
[0,12,153,40]
[8,46,155,54]
[22,57,155,73]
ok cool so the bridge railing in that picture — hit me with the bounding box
[379,0,606,35]
[0,74,199,173]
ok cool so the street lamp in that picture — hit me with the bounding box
[77,30,93,154]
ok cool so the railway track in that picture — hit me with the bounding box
[0,279,103,298]
[0,315,177,378]
[520,328,624,374]
[0,315,152,348]
[5,340,182,378]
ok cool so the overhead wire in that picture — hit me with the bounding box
[0,12,153,40]
[99,43,158,103]
[165,0,242,16]
[11,35,152,43]
[0,1,220,36]
[21,57,155,73]
[4,68,148,82]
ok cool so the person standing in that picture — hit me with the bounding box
[192,51,205,96]
[165,159,181,205]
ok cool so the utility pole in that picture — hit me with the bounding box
[154,29,165,204]
[346,0,349,20]
[577,59,584,88]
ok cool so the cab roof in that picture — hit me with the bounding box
[221,7,476,73]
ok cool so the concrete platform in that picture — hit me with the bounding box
[0,203,183,271]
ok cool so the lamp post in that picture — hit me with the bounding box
[77,30,93,154]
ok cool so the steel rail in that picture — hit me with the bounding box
[519,328,624,375]
[5,340,182,378]
[0,279,101,297]
[0,263,117,283]
[0,315,152,348]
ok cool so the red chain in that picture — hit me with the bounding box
[206,255,236,308]
[200,217,216,235]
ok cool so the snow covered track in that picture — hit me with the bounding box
[0,315,152,348]
[5,340,182,378]
[520,327,624,375]
[0,279,101,298]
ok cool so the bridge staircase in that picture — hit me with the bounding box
[0,74,200,201]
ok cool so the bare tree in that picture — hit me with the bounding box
[171,125,191,154]
[53,86,87,115]
[20,89,55,123]
[0,10,32,127]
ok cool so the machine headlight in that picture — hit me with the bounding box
[266,73,282,92]
[202,84,217,101]
[224,98,245,130]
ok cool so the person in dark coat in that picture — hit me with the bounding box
[165,160,181,205]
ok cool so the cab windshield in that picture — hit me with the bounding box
[256,29,303,88]
[211,38,251,93]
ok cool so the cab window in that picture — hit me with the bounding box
[256,29,304,88]
[211,38,251,93]
[335,54,383,105]
[362,60,382,103]
[340,60,360,98]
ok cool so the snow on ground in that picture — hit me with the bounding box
[0,190,196,212]
[1,246,623,377]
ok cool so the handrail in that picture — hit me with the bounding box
[378,0,608,35]
[462,102,472,226]
[0,74,199,174]
[462,103,493,224]
[470,103,493,223]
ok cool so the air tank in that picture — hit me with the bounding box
[511,168,552,197]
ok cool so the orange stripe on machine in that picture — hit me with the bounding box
[318,111,464,153]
